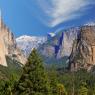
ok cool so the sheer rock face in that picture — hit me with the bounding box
[56,27,80,59]
[0,18,26,66]
[39,27,80,60]
[69,26,95,71]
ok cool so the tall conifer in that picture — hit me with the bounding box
[15,49,51,95]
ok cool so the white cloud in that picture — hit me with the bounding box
[37,0,95,27]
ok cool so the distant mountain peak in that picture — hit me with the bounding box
[16,35,46,41]
[16,35,47,57]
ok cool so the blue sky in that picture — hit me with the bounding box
[0,0,95,37]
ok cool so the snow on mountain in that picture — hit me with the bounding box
[16,35,47,57]
[47,32,56,40]
[48,33,55,37]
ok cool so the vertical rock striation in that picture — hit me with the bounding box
[0,15,26,66]
[69,26,95,71]
[39,27,80,59]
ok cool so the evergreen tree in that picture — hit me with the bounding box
[92,85,95,95]
[0,74,16,95]
[48,70,58,95]
[14,49,51,95]
[57,83,67,95]
[78,82,88,95]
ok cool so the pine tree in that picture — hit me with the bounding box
[57,83,67,95]
[92,85,95,95]
[78,82,88,95]
[14,49,51,95]
[0,74,16,95]
[49,70,58,95]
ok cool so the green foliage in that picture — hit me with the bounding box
[78,86,88,95]
[0,74,18,95]
[0,56,23,95]
[78,82,88,95]
[57,83,67,95]
[48,69,58,95]
[0,50,95,95]
[54,68,95,95]
[14,49,51,95]
[0,56,22,80]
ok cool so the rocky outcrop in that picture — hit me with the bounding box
[56,27,80,59]
[39,27,80,60]
[0,17,26,66]
[39,25,95,67]
[69,26,95,71]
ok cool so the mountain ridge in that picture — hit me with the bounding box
[15,23,95,71]
[16,35,47,57]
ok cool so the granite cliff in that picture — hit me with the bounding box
[38,27,80,64]
[39,25,95,70]
[0,17,26,66]
[69,26,95,71]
